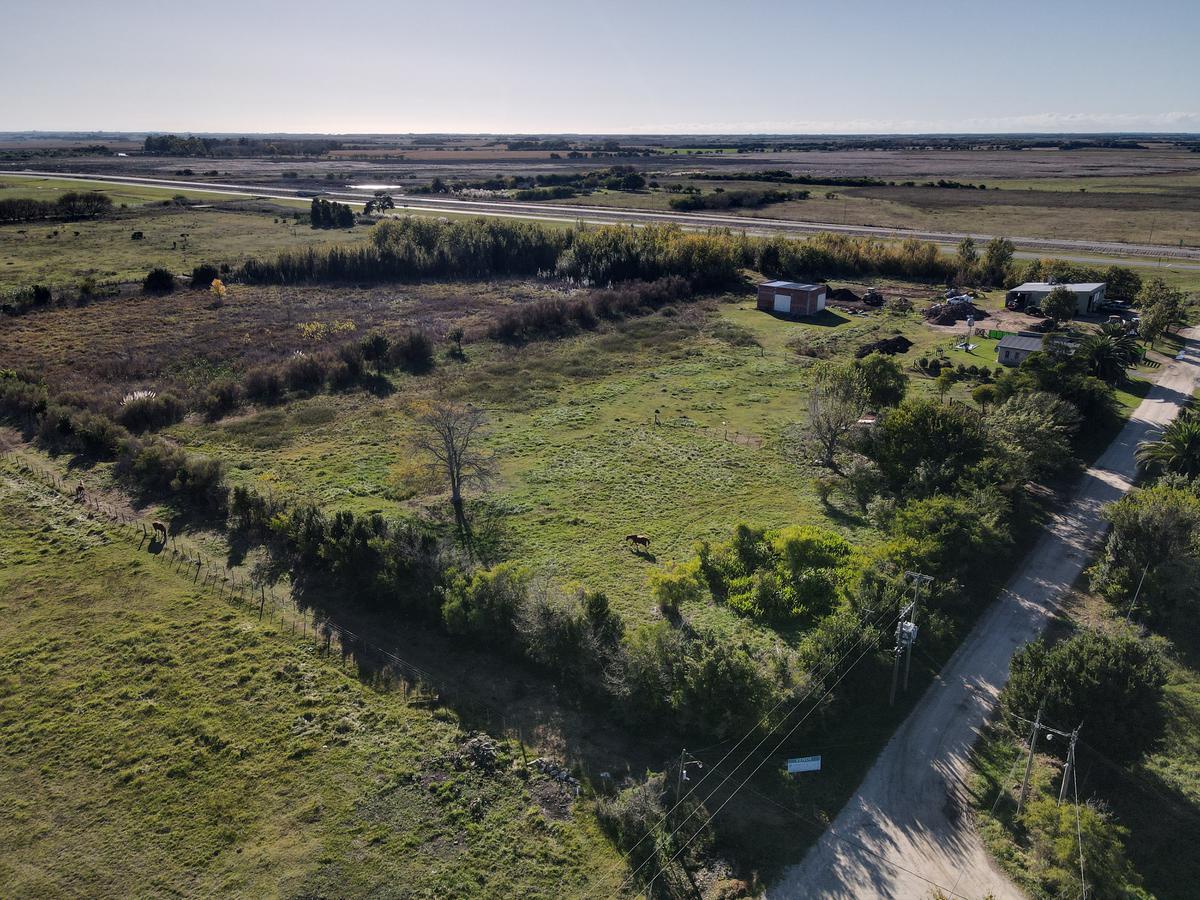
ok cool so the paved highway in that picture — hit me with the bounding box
[5,169,1200,271]
[769,326,1200,899]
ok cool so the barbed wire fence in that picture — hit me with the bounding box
[0,447,536,760]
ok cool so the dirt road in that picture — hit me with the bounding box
[5,170,1200,269]
[769,327,1200,900]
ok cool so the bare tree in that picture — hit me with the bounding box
[413,401,496,532]
[794,363,868,470]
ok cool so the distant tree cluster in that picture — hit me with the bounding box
[309,198,355,229]
[143,134,341,157]
[669,188,806,211]
[0,191,113,223]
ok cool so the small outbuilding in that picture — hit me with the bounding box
[757,280,827,317]
[996,333,1044,366]
[1005,282,1106,316]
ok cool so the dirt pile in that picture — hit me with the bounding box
[855,335,914,358]
[924,300,990,325]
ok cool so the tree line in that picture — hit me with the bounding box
[238,217,966,290]
[0,191,113,223]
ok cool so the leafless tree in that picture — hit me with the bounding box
[792,362,868,470]
[413,401,497,532]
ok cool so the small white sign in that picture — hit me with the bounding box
[787,755,822,774]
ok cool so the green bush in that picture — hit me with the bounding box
[116,392,185,432]
[142,267,176,294]
[189,263,219,288]
[1004,630,1166,762]
[441,562,529,645]
[387,331,435,374]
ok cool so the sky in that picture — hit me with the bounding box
[2,0,1198,134]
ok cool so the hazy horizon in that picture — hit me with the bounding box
[3,0,1198,134]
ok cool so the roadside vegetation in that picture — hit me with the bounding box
[971,401,1200,899]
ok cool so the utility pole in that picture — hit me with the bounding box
[1058,725,1081,806]
[675,750,703,804]
[889,573,931,706]
[889,613,906,707]
[902,572,932,693]
[1017,701,1045,816]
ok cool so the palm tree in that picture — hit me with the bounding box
[1079,326,1139,383]
[1136,412,1200,478]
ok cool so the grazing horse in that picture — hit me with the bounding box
[151,521,168,542]
[624,533,651,549]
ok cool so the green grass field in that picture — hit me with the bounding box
[0,462,628,898]
[161,289,966,637]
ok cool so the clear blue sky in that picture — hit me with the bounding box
[2,0,1197,134]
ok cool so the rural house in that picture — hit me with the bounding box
[996,333,1044,366]
[757,280,827,317]
[1005,281,1106,316]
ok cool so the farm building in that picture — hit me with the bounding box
[757,281,827,317]
[1005,282,1106,316]
[996,333,1044,366]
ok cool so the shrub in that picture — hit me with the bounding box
[387,330,435,374]
[441,562,529,646]
[142,267,176,294]
[31,284,52,305]
[243,366,284,404]
[624,623,785,738]
[647,559,704,615]
[283,354,329,393]
[1004,630,1166,762]
[189,263,219,289]
[201,379,242,419]
[116,391,185,432]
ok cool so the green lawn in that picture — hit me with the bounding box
[0,462,628,898]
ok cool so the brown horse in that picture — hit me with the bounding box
[151,521,168,542]
[624,533,650,549]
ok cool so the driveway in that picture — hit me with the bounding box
[770,327,1200,899]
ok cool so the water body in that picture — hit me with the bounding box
[347,184,403,191]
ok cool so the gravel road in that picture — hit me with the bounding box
[769,327,1200,899]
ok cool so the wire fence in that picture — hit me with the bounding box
[657,418,765,450]
[0,448,535,757]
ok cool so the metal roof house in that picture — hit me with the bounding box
[996,333,1044,366]
[1005,282,1106,316]
[757,281,827,317]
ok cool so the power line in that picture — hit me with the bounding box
[635,633,894,895]
[744,785,973,900]
[585,600,902,896]
[1072,761,1087,899]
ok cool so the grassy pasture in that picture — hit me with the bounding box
[0,190,371,290]
[0,466,627,898]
